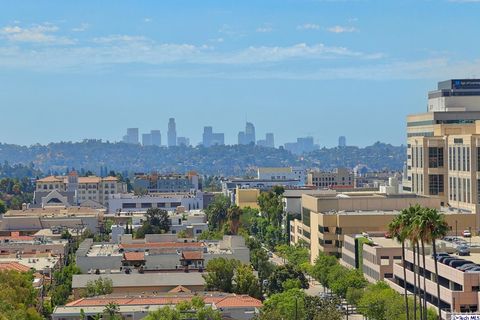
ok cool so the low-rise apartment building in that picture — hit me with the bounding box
[257,167,306,185]
[133,172,200,193]
[307,168,354,188]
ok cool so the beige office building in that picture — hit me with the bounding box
[289,191,476,263]
[307,168,354,188]
[405,79,480,220]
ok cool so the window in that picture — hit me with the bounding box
[429,175,444,195]
[454,138,464,144]
[428,147,444,168]
[122,203,136,209]
[302,207,311,227]
[141,203,152,208]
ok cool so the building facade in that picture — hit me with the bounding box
[202,126,225,147]
[132,172,200,193]
[167,118,177,147]
[307,168,354,188]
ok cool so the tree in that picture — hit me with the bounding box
[261,288,306,320]
[0,200,6,214]
[233,264,262,299]
[84,277,113,297]
[305,295,343,320]
[136,208,171,238]
[103,302,120,320]
[275,243,309,266]
[203,258,240,292]
[266,263,308,295]
[143,297,222,320]
[413,208,447,320]
[311,252,338,289]
[0,270,42,320]
[177,229,188,238]
[389,210,411,320]
[327,265,367,298]
[227,205,242,235]
[205,194,230,231]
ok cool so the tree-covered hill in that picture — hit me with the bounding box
[0,141,406,176]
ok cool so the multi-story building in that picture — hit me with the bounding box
[202,126,225,147]
[142,133,152,146]
[307,168,354,188]
[107,192,204,213]
[177,136,190,146]
[257,167,306,185]
[284,136,317,155]
[167,118,177,147]
[132,172,200,193]
[34,171,126,207]
[405,79,480,218]
[288,191,473,263]
[122,128,139,144]
[338,136,347,148]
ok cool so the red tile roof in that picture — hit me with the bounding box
[169,285,192,293]
[0,232,34,242]
[181,251,203,260]
[65,294,262,308]
[0,261,31,272]
[123,252,145,261]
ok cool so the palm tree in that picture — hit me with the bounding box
[103,302,120,320]
[227,205,242,235]
[388,212,410,320]
[414,208,449,319]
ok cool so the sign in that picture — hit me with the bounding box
[452,79,480,90]
[451,315,480,320]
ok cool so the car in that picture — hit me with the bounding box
[463,230,472,238]
[384,232,392,239]
[449,260,472,268]
[443,236,454,242]
[438,256,452,263]
[442,257,457,265]
[432,252,449,259]
[466,267,480,273]
[457,245,471,256]
[458,264,478,271]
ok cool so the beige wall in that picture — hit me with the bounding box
[235,188,260,209]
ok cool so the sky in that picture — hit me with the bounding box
[1,0,480,147]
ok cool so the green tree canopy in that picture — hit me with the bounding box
[84,277,113,297]
[266,263,308,295]
[0,270,42,320]
[203,258,240,292]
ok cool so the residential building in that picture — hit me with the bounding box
[222,178,302,204]
[75,235,250,274]
[122,128,139,144]
[132,172,200,193]
[307,168,354,188]
[238,122,256,145]
[167,118,177,147]
[257,167,306,185]
[284,136,317,155]
[405,79,480,217]
[52,293,262,320]
[34,171,126,207]
[338,136,347,147]
[202,126,225,147]
[288,191,466,263]
[108,192,204,213]
[177,136,190,146]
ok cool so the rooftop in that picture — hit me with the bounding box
[4,206,102,218]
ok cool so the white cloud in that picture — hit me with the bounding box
[255,26,273,33]
[144,18,152,23]
[327,25,358,33]
[0,23,74,45]
[209,37,224,43]
[72,23,89,32]
[297,23,320,30]
[92,35,151,44]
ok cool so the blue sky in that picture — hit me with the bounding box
[1,0,480,147]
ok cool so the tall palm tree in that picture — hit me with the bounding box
[389,212,410,320]
[414,208,449,319]
[227,205,242,235]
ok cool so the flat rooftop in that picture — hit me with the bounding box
[367,237,402,249]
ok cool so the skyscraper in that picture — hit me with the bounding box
[167,118,177,147]
[122,128,139,144]
[238,122,255,145]
[150,130,161,147]
[177,137,190,146]
[203,126,225,147]
[142,133,152,146]
[338,136,346,148]
[265,133,274,148]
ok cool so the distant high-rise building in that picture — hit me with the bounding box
[338,136,346,148]
[258,133,275,148]
[238,122,255,145]
[122,128,139,144]
[203,126,225,147]
[265,133,274,148]
[167,118,177,147]
[284,136,317,155]
[177,137,190,146]
[142,133,152,146]
[150,130,161,147]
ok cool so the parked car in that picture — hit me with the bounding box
[466,267,480,273]
[458,264,478,271]
[432,252,449,259]
[449,260,473,268]
[443,236,454,242]
[463,230,472,238]
[457,245,471,256]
